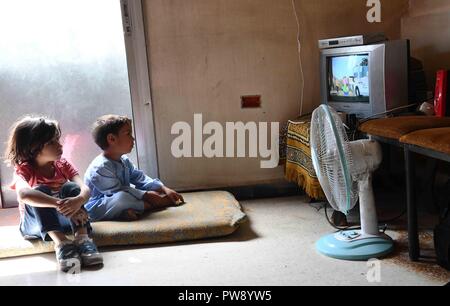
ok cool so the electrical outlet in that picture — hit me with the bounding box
[241,95,261,108]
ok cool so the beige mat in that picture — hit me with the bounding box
[0,191,246,259]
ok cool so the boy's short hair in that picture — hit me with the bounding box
[92,115,131,150]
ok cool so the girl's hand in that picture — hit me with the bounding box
[56,196,85,218]
[71,209,89,227]
[161,186,184,205]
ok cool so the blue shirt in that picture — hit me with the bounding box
[84,154,164,208]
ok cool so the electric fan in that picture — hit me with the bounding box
[310,104,394,260]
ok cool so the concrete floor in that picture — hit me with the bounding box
[0,195,449,286]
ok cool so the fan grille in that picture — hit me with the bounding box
[310,105,358,214]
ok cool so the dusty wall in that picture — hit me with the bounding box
[143,0,409,189]
[402,0,450,91]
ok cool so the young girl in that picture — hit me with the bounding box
[4,116,103,272]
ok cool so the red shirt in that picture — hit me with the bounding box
[11,158,79,217]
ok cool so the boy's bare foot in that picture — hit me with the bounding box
[120,208,139,221]
[143,191,173,209]
[174,199,185,206]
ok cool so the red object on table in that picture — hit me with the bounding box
[434,70,449,117]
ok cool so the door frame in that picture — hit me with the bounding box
[121,0,159,178]
[0,176,3,209]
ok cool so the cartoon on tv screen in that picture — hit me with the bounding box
[328,54,370,103]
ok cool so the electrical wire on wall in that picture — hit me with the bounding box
[291,0,305,117]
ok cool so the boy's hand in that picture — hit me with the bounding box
[56,196,86,218]
[161,186,184,205]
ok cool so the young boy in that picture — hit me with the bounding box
[84,115,184,221]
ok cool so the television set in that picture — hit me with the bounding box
[320,39,410,118]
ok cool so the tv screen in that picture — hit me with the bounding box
[327,54,370,103]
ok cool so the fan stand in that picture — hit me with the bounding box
[311,105,394,261]
[316,174,394,261]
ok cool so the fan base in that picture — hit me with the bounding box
[316,231,394,261]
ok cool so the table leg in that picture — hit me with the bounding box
[405,148,420,261]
